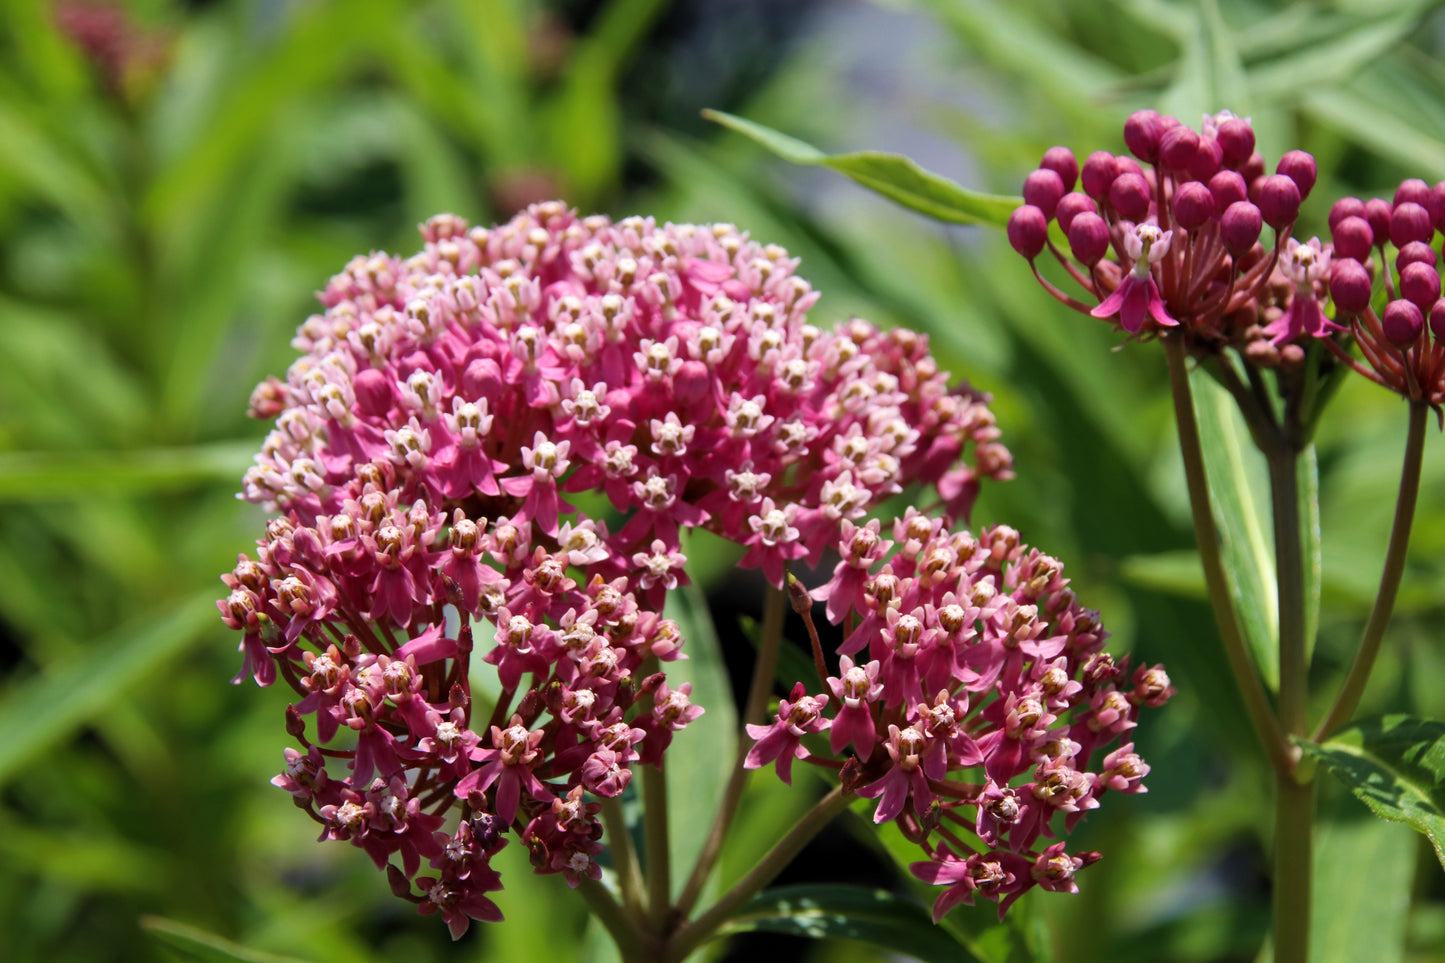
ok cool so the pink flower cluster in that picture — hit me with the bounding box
[746,515,1171,920]
[220,203,1011,937]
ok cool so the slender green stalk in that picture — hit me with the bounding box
[666,786,853,962]
[1274,773,1315,963]
[599,797,646,918]
[577,876,651,963]
[675,585,788,916]
[1315,401,1429,739]
[1163,337,1290,772]
[1267,445,1309,739]
[643,760,671,929]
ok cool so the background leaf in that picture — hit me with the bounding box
[141,917,311,963]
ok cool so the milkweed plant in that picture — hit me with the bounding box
[220,108,1444,962]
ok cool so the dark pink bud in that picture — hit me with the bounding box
[1257,175,1301,230]
[1081,151,1117,202]
[1158,125,1199,170]
[1364,199,1393,246]
[1023,168,1067,221]
[674,359,712,409]
[1331,216,1374,262]
[1431,299,1445,342]
[1217,118,1255,166]
[1430,182,1445,232]
[1067,211,1110,265]
[1172,181,1214,230]
[1221,201,1263,257]
[1382,299,1423,346]
[1113,155,1144,179]
[1400,262,1441,311]
[1109,172,1152,222]
[1055,192,1098,234]
[1041,146,1079,191]
[1276,151,1317,201]
[1329,197,1366,231]
[353,368,393,417]
[1329,258,1372,314]
[1209,170,1248,214]
[1390,202,1433,248]
[1396,241,1437,272]
[1188,136,1224,181]
[1124,109,1165,162]
[462,357,503,400]
[1394,178,1431,209]
[1007,205,1049,260]
[1240,151,1266,184]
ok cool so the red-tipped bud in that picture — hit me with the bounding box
[1331,216,1374,262]
[1431,299,1445,342]
[1008,205,1049,260]
[1209,170,1248,214]
[1221,201,1263,256]
[1257,175,1301,230]
[1396,241,1437,272]
[1188,136,1224,181]
[1329,197,1366,231]
[1067,212,1110,265]
[1109,172,1152,222]
[1364,198,1393,246]
[1124,110,1165,163]
[1217,118,1255,166]
[1400,262,1441,311]
[1430,182,1445,233]
[1276,151,1317,201]
[1041,146,1079,191]
[1382,299,1424,346]
[1172,181,1214,231]
[1241,151,1266,184]
[1394,178,1432,209]
[1329,258,1372,314]
[1158,125,1199,170]
[1055,192,1098,234]
[1081,151,1117,202]
[1390,202,1434,248]
[1023,168,1067,221]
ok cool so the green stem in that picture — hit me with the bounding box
[675,585,787,917]
[1314,401,1428,739]
[1163,336,1291,772]
[577,876,652,963]
[666,786,853,962]
[643,760,671,930]
[599,797,646,918]
[1274,772,1315,963]
[1267,444,1308,739]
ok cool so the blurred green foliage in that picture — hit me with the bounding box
[6,0,1445,960]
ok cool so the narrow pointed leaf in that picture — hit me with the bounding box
[1297,716,1445,870]
[140,917,310,963]
[0,444,254,502]
[722,884,985,963]
[1299,445,1322,663]
[702,109,1018,227]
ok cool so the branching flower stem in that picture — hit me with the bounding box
[1315,400,1428,740]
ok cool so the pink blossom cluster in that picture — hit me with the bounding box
[745,514,1171,920]
[220,203,1011,936]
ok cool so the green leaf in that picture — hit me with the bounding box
[1298,715,1445,871]
[662,578,737,896]
[1189,365,1279,691]
[722,884,985,963]
[1298,445,1322,663]
[1310,815,1413,963]
[702,109,1018,227]
[140,917,310,963]
[0,591,219,785]
[1161,0,1248,122]
[738,613,818,697]
[0,444,254,502]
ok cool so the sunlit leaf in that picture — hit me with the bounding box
[1311,815,1413,963]
[0,444,253,502]
[703,110,1018,227]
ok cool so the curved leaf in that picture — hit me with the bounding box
[722,884,985,963]
[702,109,1018,227]
[140,917,310,963]
[1298,715,1445,870]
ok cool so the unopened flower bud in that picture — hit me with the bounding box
[1395,178,1432,209]
[1023,168,1066,220]
[1401,262,1442,311]
[1329,259,1372,314]
[1188,136,1223,181]
[1158,125,1198,170]
[1216,117,1255,166]
[1364,198,1393,245]
[1431,299,1445,342]
[1080,151,1117,202]
[1382,299,1424,346]
[1331,216,1373,261]
[1007,206,1049,260]
[1430,182,1445,232]
[1329,197,1366,230]
[1209,170,1247,214]
[352,368,392,417]
[1398,241,1439,272]
[1220,201,1263,257]
[1391,202,1434,248]
[1109,172,1151,222]
[1257,175,1301,230]
[1276,150,1316,200]
[1172,181,1214,231]
[1054,192,1097,234]
[1124,109,1165,163]
[1240,151,1266,184]
[1067,212,1110,265]
[1041,146,1079,191]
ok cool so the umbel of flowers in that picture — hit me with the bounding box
[219,203,1024,937]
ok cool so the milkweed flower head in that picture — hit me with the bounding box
[220,203,1011,937]
[748,518,1171,921]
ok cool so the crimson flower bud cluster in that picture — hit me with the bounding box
[745,513,1170,921]
[220,203,1011,937]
